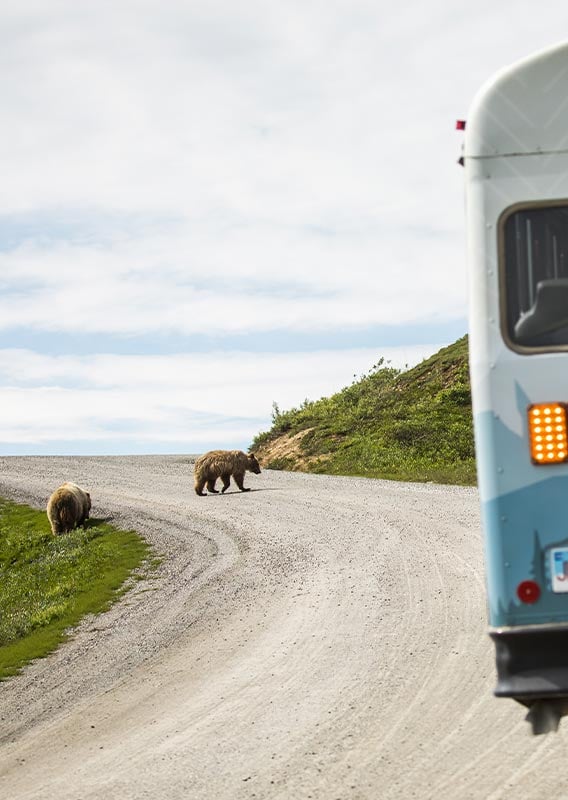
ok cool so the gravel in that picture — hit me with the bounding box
[0,456,564,799]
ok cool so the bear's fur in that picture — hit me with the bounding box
[194,450,261,496]
[47,482,92,535]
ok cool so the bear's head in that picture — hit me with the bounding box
[247,453,261,474]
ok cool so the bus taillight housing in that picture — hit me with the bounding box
[528,403,568,464]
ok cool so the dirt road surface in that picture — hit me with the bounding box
[1,456,567,800]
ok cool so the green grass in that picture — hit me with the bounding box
[252,335,477,485]
[0,498,155,680]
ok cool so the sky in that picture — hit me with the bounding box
[1,2,568,456]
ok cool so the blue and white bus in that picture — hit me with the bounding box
[464,41,568,734]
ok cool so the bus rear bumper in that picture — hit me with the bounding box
[489,625,568,702]
[491,625,568,701]
[491,626,568,733]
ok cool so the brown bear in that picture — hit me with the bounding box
[194,450,261,496]
[47,482,92,535]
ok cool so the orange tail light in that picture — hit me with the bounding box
[528,403,568,464]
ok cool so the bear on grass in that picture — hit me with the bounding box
[47,482,92,535]
[194,450,261,496]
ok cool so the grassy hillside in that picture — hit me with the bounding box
[251,336,476,485]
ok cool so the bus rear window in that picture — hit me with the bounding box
[502,204,568,349]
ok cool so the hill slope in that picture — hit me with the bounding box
[251,336,476,485]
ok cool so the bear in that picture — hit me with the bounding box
[47,482,92,535]
[193,450,261,496]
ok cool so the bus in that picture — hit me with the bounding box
[464,40,568,735]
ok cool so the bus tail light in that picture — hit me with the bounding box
[517,580,541,604]
[528,403,568,464]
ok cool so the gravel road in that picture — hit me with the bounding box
[0,456,567,799]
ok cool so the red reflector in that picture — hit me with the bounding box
[517,580,541,604]
[456,119,466,130]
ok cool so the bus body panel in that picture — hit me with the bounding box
[466,43,568,633]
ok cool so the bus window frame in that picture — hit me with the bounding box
[498,198,568,355]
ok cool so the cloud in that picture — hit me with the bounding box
[0,344,441,450]
[2,2,567,453]
[3,2,555,341]
[3,0,470,227]
[0,225,466,336]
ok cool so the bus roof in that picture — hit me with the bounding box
[465,41,568,160]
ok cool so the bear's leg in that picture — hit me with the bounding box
[233,471,250,492]
[220,473,231,493]
[207,478,219,493]
[194,478,206,496]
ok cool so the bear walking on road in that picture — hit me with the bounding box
[47,482,92,534]
[194,450,261,496]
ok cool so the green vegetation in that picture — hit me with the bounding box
[0,498,155,679]
[252,335,476,485]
